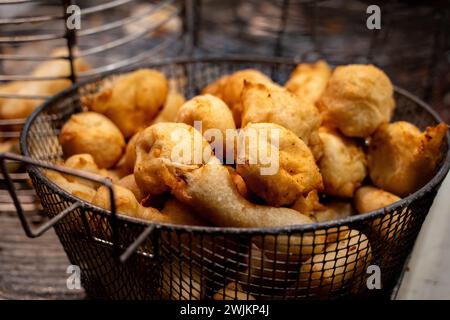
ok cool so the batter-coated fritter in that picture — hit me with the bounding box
[59,112,125,169]
[285,60,331,105]
[133,122,215,196]
[201,69,281,127]
[367,121,448,196]
[317,64,395,137]
[84,69,168,138]
[236,123,323,207]
[175,94,236,155]
[318,127,367,198]
[241,82,322,158]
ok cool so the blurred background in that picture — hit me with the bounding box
[0,0,449,299]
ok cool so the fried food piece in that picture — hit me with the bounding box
[133,122,215,196]
[354,185,409,258]
[285,60,331,105]
[84,69,168,138]
[175,94,236,156]
[354,185,401,214]
[213,282,255,301]
[241,82,322,158]
[318,127,367,198]
[123,130,142,174]
[313,201,353,223]
[367,121,448,196]
[152,90,186,123]
[63,153,119,189]
[117,174,146,203]
[236,123,323,207]
[59,112,125,169]
[291,190,325,216]
[292,192,352,222]
[168,163,313,228]
[44,170,96,202]
[0,48,89,120]
[226,166,249,199]
[296,229,372,296]
[161,197,208,226]
[317,64,395,137]
[202,69,280,127]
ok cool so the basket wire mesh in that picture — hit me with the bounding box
[16,57,450,300]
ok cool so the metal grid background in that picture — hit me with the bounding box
[19,57,450,300]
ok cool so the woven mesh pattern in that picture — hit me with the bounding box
[21,58,450,300]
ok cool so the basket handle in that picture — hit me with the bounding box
[0,152,158,263]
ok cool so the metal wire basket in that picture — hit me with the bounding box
[4,56,450,300]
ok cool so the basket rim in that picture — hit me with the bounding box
[20,55,450,235]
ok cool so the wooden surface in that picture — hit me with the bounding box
[0,212,85,300]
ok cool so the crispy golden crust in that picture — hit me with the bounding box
[226,166,250,199]
[170,162,314,228]
[367,121,448,196]
[297,229,372,294]
[317,64,395,137]
[133,122,215,196]
[160,197,208,226]
[0,48,89,120]
[201,69,280,127]
[236,123,323,207]
[241,82,322,159]
[44,170,96,202]
[117,174,146,203]
[318,127,367,198]
[59,112,125,169]
[285,60,331,105]
[152,90,186,124]
[175,94,236,154]
[354,186,401,214]
[63,153,118,189]
[85,69,168,138]
[124,130,142,173]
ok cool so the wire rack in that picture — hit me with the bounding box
[6,57,449,300]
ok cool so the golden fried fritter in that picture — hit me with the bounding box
[202,69,280,127]
[152,90,186,123]
[45,170,96,202]
[367,121,448,196]
[354,185,401,214]
[241,82,322,159]
[84,69,168,138]
[123,130,142,174]
[117,174,146,203]
[133,122,215,196]
[175,94,236,155]
[63,153,118,189]
[317,64,395,137]
[236,123,323,207]
[59,112,125,169]
[285,60,331,105]
[318,127,367,198]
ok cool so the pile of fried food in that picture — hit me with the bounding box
[47,61,448,300]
